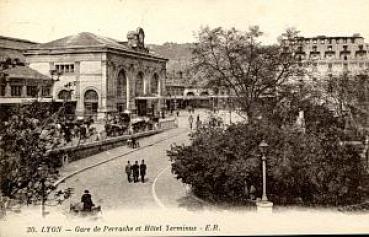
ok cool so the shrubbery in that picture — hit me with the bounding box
[169,101,366,206]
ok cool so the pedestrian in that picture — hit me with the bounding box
[249,184,256,200]
[125,161,132,183]
[139,160,147,183]
[196,115,202,130]
[81,190,94,212]
[80,124,86,143]
[188,114,193,130]
[132,161,140,183]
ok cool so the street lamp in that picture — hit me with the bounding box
[38,162,48,217]
[259,140,269,202]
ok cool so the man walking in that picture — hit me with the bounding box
[188,114,193,130]
[132,161,140,183]
[125,161,132,183]
[139,160,147,183]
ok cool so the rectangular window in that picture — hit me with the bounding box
[327,39,332,44]
[0,85,5,96]
[27,86,38,97]
[11,85,22,97]
[321,39,325,44]
[55,63,75,74]
[328,45,332,51]
[313,39,317,44]
[343,45,348,50]
[42,86,51,96]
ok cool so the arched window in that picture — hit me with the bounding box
[187,92,195,96]
[150,73,159,95]
[117,70,127,97]
[135,72,144,97]
[58,90,71,101]
[200,91,209,96]
[84,90,98,118]
[117,70,128,112]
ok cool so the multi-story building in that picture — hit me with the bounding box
[24,28,168,120]
[285,34,369,80]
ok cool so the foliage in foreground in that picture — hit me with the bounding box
[168,103,366,206]
[0,102,60,201]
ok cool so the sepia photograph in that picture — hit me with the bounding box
[0,0,369,236]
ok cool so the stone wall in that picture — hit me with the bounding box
[46,118,177,167]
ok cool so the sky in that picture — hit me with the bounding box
[0,0,369,45]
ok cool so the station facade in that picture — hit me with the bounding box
[24,28,168,120]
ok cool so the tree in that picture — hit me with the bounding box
[191,26,301,120]
[0,102,61,202]
[169,100,365,206]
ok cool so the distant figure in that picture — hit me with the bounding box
[196,115,202,129]
[125,161,132,183]
[81,190,94,211]
[132,161,140,183]
[139,160,147,183]
[188,114,194,130]
[80,124,87,142]
[249,185,256,200]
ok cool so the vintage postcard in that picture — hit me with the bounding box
[1,0,369,236]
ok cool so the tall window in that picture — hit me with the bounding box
[27,86,38,97]
[117,70,128,111]
[0,85,5,96]
[150,73,159,95]
[117,70,127,98]
[84,90,98,118]
[42,86,51,97]
[11,85,22,97]
[135,72,144,97]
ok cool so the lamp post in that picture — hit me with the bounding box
[258,140,269,201]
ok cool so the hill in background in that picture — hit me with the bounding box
[148,42,195,85]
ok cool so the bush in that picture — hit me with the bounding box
[169,102,366,206]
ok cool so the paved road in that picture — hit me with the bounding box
[54,109,244,212]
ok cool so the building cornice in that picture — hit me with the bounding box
[25,46,168,63]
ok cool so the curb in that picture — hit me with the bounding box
[52,128,187,189]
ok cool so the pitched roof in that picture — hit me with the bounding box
[31,32,167,60]
[35,32,125,49]
[3,65,51,80]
